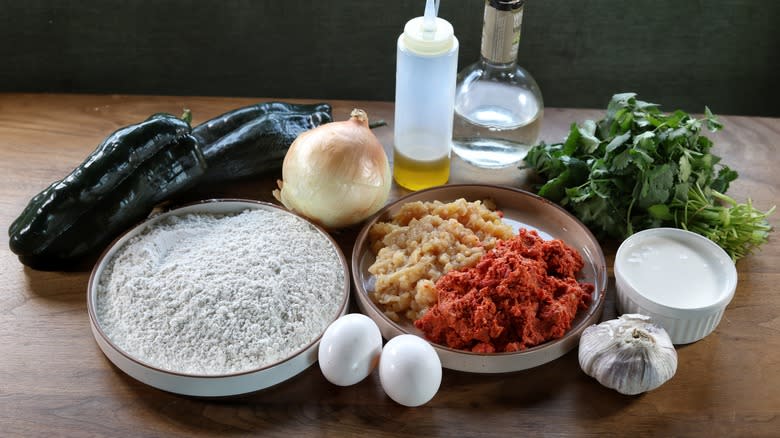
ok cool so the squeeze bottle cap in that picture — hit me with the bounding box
[401,0,456,56]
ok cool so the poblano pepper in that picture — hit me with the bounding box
[192,102,333,182]
[8,113,207,270]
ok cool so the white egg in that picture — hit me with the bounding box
[318,313,383,386]
[379,334,442,407]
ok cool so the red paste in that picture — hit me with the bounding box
[414,229,594,353]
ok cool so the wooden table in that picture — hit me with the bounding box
[1,94,778,437]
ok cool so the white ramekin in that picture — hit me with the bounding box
[614,228,738,344]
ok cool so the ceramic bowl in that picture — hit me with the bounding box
[87,199,350,397]
[352,184,608,373]
[614,227,738,344]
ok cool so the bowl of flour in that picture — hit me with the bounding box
[87,199,350,397]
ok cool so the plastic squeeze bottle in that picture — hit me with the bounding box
[393,0,459,191]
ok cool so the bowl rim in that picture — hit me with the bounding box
[614,227,738,316]
[351,183,608,371]
[87,198,351,381]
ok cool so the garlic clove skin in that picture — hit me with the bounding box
[578,314,677,396]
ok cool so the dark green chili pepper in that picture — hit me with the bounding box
[192,102,332,147]
[8,113,207,270]
[191,102,333,183]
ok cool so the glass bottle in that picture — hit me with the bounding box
[452,0,543,168]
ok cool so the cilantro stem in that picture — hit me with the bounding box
[672,185,775,261]
[626,197,636,236]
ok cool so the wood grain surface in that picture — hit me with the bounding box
[0,93,778,437]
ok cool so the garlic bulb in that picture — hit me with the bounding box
[578,314,677,395]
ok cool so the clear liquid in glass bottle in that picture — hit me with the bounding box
[452,0,543,169]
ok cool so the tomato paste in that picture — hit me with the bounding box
[414,229,594,353]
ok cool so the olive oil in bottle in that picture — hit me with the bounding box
[392,0,459,191]
[392,145,451,192]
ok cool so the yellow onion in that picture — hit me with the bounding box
[273,108,391,229]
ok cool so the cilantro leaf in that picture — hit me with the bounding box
[605,131,631,153]
[638,164,674,209]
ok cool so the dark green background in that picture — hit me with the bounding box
[2,0,777,116]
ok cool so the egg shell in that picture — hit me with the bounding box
[318,313,383,386]
[379,334,442,407]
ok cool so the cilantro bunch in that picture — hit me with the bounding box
[525,93,774,260]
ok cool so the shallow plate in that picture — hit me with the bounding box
[87,199,350,397]
[352,184,607,373]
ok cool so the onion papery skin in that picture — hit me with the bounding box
[274,109,391,229]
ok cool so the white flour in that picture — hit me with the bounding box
[96,208,346,375]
